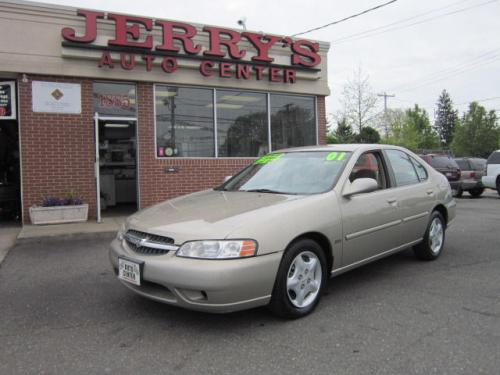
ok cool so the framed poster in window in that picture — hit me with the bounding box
[0,81,16,120]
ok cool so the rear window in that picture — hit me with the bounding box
[455,159,469,170]
[487,152,500,164]
[472,159,486,169]
[429,156,459,169]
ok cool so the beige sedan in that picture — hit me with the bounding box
[109,144,455,318]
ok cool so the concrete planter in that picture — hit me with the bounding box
[29,204,89,225]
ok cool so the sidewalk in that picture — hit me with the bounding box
[0,216,125,266]
[17,216,125,241]
[0,223,22,265]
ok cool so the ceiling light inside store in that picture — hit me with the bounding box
[105,123,130,128]
[206,103,243,109]
[220,95,261,102]
[156,91,178,97]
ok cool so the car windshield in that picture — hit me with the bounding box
[217,151,352,195]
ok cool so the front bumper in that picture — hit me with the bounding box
[482,176,497,189]
[109,238,283,313]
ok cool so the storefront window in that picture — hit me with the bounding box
[155,86,214,157]
[154,86,317,158]
[270,94,316,150]
[216,90,268,157]
[93,82,136,117]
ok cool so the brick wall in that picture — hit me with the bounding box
[18,75,96,223]
[317,96,327,145]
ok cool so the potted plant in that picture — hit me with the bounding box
[29,192,88,225]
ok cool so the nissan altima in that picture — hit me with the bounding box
[109,144,455,318]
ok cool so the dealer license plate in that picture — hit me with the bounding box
[446,172,452,177]
[118,257,142,286]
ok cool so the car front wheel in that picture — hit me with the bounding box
[413,211,446,261]
[269,239,327,318]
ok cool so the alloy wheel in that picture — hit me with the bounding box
[286,251,322,308]
[429,217,444,254]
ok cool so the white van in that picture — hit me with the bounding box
[482,150,500,195]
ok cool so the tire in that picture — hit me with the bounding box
[469,188,484,198]
[497,179,500,196]
[413,211,446,261]
[454,187,463,198]
[269,238,327,319]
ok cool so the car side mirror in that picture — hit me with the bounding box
[343,178,378,198]
[224,175,232,182]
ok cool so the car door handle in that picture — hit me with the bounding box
[387,198,397,205]
[426,189,434,195]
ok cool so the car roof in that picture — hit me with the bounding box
[275,144,409,153]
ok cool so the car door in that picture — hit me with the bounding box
[384,149,434,245]
[339,150,404,266]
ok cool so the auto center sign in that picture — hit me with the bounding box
[61,10,322,84]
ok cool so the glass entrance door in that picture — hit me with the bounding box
[94,115,137,222]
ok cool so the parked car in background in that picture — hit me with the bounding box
[418,154,462,196]
[110,144,455,318]
[482,150,500,195]
[454,157,486,197]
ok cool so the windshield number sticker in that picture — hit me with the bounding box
[255,153,284,165]
[326,152,346,161]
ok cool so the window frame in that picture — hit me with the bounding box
[383,149,424,187]
[153,84,319,159]
[348,150,392,191]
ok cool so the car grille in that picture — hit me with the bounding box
[124,229,178,256]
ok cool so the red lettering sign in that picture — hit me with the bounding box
[64,10,321,85]
[108,14,153,49]
[61,9,104,43]
[155,21,201,54]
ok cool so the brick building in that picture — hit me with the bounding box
[0,0,330,224]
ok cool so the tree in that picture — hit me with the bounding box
[326,133,338,144]
[334,117,355,143]
[434,90,458,147]
[356,126,380,143]
[379,108,406,141]
[450,102,499,158]
[384,105,440,151]
[337,66,378,133]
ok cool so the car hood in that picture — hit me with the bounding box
[127,189,304,243]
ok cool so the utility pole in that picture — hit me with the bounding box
[378,92,395,138]
[378,92,395,115]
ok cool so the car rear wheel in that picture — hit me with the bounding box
[413,211,446,261]
[454,187,463,198]
[269,239,327,318]
[469,188,484,197]
[497,179,500,196]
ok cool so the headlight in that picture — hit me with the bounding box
[177,240,257,259]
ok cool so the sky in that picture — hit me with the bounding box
[28,0,500,128]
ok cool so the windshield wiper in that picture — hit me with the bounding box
[243,188,296,195]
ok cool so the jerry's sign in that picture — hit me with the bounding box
[61,10,322,84]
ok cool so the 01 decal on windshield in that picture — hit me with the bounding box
[326,152,346,161]
[254,153,284,165]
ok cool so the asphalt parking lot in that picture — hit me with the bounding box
[1,191,499,375]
